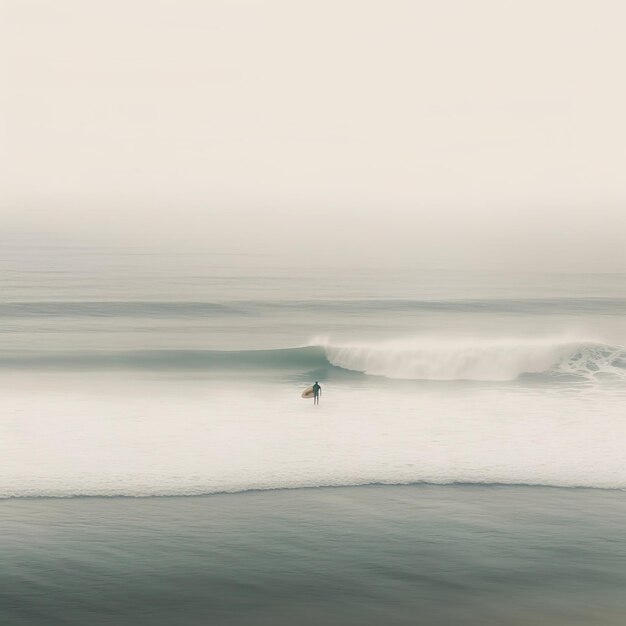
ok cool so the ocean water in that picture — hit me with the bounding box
[2,243,626,624]
[3,486,626,626]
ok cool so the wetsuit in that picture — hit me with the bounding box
[312,382,321,404]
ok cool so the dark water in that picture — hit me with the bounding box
[3,485,626,626]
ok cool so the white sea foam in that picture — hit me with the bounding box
[320,336,626,381]
[1,373,625,498]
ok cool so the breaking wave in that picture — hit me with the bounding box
[323,338,626,381]
[3,338,625,381]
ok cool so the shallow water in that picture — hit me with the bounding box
[2,485,626,626]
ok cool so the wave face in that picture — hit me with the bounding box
[0,347,328,371]
[2,339,625,381]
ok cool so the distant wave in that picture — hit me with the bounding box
[0,347,328,371]
[0,301,248,318]
[3,339,625,381]
[2,480,624,499]
[2,297,626,317]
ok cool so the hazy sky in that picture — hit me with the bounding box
[2,0,625,269]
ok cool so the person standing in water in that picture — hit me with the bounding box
[312,381,322,405]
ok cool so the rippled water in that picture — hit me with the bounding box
[3,486,626,626]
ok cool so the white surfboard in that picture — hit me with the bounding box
[301,385,314,398]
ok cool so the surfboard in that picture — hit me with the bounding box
[301,385,314,398]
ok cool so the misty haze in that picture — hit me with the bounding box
[2,2,626,626]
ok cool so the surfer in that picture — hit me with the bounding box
[312,381,322,405]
